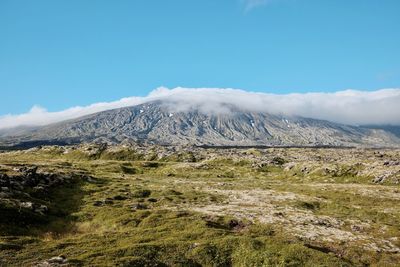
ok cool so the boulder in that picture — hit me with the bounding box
[131,203,148,210]
[35,204,48,214]
[20,201,34,210]
[36,255,68,267]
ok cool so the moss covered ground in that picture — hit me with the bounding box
[0,146,399,266]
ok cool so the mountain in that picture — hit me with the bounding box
[363,125,400,138]
[1,100,399,148]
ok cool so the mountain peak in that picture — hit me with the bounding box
[1,101,399,149]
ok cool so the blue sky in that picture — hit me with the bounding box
[1,0,399,116]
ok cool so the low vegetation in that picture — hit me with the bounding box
[0,144,399,266]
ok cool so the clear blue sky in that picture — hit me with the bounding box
[1,0,399,115]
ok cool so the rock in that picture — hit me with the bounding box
[10,181,24,190]
[35,204,48,214]
[0,192,10,198]
[36,255,68,266]
[311,218,333,227]
[284,162,296,171]
[33,185,46,193]
[20,201,34,210]
[131,203,148,210]
[0,174,9,187]
[372,172,392,183]
[383,160,400,166]
[20,166,38,176]
[228,219,246,231]
[252,161,268,169]
[189,243,200,249]
[351,225,363,232]
[47,255,67,264]
[271,156,286,165]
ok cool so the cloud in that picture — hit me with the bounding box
[0,87,399,130]
[0,96,147,130]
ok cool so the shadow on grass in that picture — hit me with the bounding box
[0,177,97,237]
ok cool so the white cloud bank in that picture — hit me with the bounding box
[0,87,399,130]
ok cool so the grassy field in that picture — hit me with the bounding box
[0,145,399,266]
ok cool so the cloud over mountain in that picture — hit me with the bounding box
[0,87,399,130]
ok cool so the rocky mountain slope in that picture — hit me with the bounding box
[1,100,399,148]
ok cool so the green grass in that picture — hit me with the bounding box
[0,147,399,266]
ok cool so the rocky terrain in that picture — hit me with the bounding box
[0,164,88,237]
[0,144,399,266]
[1,166,67,219]
[1,101,399,148]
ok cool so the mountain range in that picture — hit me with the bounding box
[0,100,399,148]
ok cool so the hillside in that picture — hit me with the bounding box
[1,101,399,148]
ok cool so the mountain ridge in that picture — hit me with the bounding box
[1,100,399,148]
